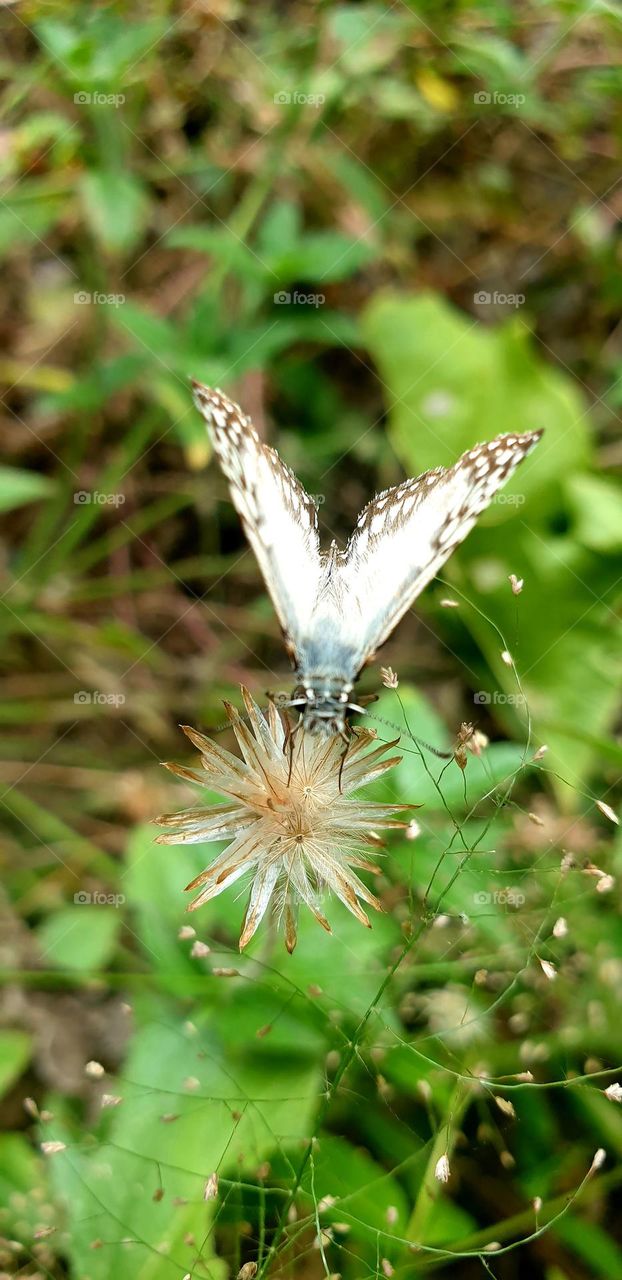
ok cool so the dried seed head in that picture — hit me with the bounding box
[155,688,408,950]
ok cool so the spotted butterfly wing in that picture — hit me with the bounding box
[192,382,324,662]
[331,431,542,674]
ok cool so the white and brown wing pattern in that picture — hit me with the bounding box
[332,430,543,674]
[192,382,324,656]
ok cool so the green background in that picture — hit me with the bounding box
[1,2,622,1278]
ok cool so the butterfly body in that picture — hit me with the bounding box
[192,380,542,735]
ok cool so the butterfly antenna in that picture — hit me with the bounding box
[358,708,452,760]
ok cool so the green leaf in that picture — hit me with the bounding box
[166,226,268,281]
[269,231,375,284]
[0,468,54,512]
[566,472,622,551]
[35,905,121,971]
[361,290,591,513]
[300,1134,410,1245]
[47,1012,319,1280]
[124,823,214,975]
[0,1030,32,1097]
[80,170,148,253]
[35,16,165,83]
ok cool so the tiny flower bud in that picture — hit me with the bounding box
[380,666,399,689]
[434,1153,450,1183]
[596,800,618,825]
[508,574,524,595]
[494,1096,516,1118]
[604,1083,622,1102]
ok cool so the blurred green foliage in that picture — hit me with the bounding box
[1,2,622,1278]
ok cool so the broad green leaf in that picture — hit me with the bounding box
[361,290,591,512]
[47,1012,319,1280]
[35,905,121,971]
[566,472,622,551]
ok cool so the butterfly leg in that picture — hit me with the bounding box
[337,730,352,794]
[283,716,302,785]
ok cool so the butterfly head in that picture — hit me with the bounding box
[289,678,353,737]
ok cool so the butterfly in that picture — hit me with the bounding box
[192,380,542,736]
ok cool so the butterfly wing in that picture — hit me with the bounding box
[192,382,323,660]
[329,430,542,673]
